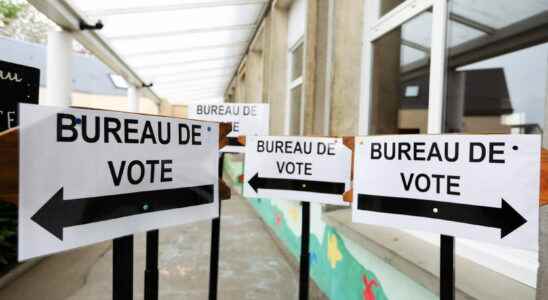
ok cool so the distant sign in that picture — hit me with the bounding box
[19,104,220,260]
[0,60,40,131]
[352,135,540,250]
[188,103,269,153]
[243,136,351,205]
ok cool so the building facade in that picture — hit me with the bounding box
[223,0,548,299]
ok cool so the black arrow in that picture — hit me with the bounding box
[248,173,346,195]
[31,185,214,241]
[357,194,527,238]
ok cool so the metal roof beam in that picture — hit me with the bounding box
[449,12,496,35]
[27,0,162,104]
[86,0,269,16]
[143,65,238,78]
[163,91,225,99]
[159,81,230,90]
[402,11,548,81]
[136,56,243,70]
[155,74,233,85]
[402,39,430,53]
[157,81,230,90]
[123,42,250,58]
[108,24,257,41]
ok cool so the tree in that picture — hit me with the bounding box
[0,0,23,26]
[0,1,54,44]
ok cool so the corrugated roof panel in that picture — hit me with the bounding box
[65,0,267,103]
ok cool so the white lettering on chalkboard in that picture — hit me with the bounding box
[0,70,23,82]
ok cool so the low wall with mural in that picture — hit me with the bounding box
[224,154,437,300]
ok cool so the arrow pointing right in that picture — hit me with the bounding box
[357,194,527,238]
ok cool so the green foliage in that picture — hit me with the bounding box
[0,0,24,25]
[0,202,17,266]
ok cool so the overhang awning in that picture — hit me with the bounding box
[29,0,270,104]
[399,0,548,75]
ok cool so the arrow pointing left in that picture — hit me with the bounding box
[31,185,214,241]
[248,173,346,195]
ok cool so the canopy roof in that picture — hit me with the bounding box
[30,0,269,104]
[29,0,548,104]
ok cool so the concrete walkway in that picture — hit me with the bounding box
[0,195,298,300]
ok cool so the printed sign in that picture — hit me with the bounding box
[19,104,220,260]
[187,103,269,153]
[0,60,40,132]
[352,135,540,250]
[243,136,351,205]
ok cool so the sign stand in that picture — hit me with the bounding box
[144,230,159,300]
[113,235,133,300]
[440,235,455,300]
[209,153,225,300]
[299,202,310,300]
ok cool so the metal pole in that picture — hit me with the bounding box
[113,235,133,300]
[440,235,455,300]
[209,153,225,300]
[45,30,72,106]
[429,1,453,299]
[144,230,159,300]
[299,202,310,300]
[128,85,159,300]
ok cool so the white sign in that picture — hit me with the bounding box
[187,103,269,153]
[19,104,220,260]
[243,136,351,205]
[352,135,540,250]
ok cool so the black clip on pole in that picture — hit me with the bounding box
[79,20,104,31]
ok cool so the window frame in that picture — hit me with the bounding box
[359,0,448,135]
[285,37,306,135]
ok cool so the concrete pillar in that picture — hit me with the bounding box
[262,15,272,103]
[303,0,319,136]
[45,30,73,106]
[328,0,365,136]
[267,3,289,135]
[128,86,140,113]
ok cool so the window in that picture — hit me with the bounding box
[288,41,304,135]
[359,0,546,295]
[405,85,420,97]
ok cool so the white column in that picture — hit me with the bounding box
[45,30,73,106]
[427,0,449,134]
[128,85,140,113]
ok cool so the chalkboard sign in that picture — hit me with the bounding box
[0,60,40,132]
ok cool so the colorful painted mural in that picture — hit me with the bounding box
[248,197,387,300]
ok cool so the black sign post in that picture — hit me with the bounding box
[299,202,310,300]
[440,235,455,300]
[208,153,225,300]
[113,235,133,300]
[0,60,40,132]
[144,230,159,300]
